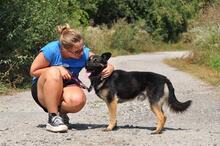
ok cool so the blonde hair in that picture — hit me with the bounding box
[57,24,83,49]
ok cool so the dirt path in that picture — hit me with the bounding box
[0,51,220,146]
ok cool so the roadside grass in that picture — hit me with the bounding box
[0,84,18,95]
[165,58,220,86]
[164,4,220,87]
[0,84,9,95]
[0,83,29,95]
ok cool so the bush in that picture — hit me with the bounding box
[88,0,210,42]
[110,20,137,52]
[191,25,220,71]
[83,19,156,55]
[0,0,89,87]
[83,25,113,54]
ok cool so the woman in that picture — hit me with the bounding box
[30,24,114,132]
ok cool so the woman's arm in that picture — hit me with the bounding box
[30,52,72,80]
[29,52,50,77]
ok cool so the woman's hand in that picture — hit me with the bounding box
[101,63,114,78]
[57,66,72,80]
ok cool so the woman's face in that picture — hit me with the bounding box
[61,40,84,59]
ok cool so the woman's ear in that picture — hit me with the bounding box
[101,52,112,61]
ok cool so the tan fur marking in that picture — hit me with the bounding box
[158,84,169,107]
[151,104,167,134]
[98,88,110,101]
[104,96,118,131]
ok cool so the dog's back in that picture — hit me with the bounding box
[104,70,167,101]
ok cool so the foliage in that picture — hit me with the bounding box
[0,0,88,54]
[110,20,137,52]
[0,0,88,87]
[88,0,211,42]
[83,19,159,55]
[191,25,220,71]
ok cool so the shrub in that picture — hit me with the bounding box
[0,0,88,87]
[88,0,210,42]
[83,19,155,55]
[110,20,137,53]
[191,25,220,71]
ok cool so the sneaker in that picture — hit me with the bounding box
[60,113,70,126]
[46,113,68,132]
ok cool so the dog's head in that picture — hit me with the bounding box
[85,52,111,77]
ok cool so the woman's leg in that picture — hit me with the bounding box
[37,67,63,113]
[36,67,68,132]
[59,84,86,114]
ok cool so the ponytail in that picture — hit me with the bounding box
[57,24,83,49]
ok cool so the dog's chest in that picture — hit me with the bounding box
[93,79,109,100]
[96,88,111,101]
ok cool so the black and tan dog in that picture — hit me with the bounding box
[85,52,192,134]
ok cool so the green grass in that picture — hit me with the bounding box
[0,83,30,95]
[0,84,9,95]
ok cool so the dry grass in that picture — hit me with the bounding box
[164,58,220,86]
[190,4,220,28]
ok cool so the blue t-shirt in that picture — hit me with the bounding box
[32,41,90,82]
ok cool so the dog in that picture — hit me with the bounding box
[85,52,192,134]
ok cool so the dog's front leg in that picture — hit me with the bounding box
[103,97,118,131]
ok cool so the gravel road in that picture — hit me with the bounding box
[0,51,220,146]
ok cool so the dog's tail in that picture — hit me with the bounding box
[165,79,192,113]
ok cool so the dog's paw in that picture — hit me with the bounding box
[102,128,112,132]
[102,125,118,132]
[151,130,162,135]
[103,122,117,132]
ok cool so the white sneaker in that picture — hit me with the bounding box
[46,113,68,132]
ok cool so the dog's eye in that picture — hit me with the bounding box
[93,58,98,62]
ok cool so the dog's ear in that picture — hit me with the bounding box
[101,52,112,61]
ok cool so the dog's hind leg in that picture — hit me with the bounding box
[103,96,118,131]
[150,104,167,134]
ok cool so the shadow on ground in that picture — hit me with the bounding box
[37,123,189,133]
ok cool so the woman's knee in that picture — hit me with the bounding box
[70,93,86,107]
[44,67,62,81]
[64,93,86,112]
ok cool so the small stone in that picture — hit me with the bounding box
[66,138,71,140]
